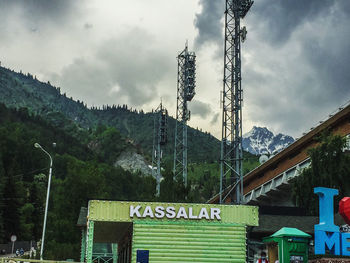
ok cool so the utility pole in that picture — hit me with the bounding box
[34,143,53,260]
[152,102,168,196]
[173,43,196,187]
[220,0,253,204]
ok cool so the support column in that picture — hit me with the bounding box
[86,220,94,263]
[80,228,87,262]
[112,243,118,263]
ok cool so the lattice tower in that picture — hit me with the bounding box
[220,0,253,204]
[173,44,196,187]
[152,102,168,196]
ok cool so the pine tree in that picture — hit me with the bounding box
[3,171,25,239]
[0,155,6,242]
[292,133,350,215]
[30,173,46,240]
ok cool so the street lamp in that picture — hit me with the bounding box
[34,143,52,260]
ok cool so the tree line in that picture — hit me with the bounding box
[0,104,204,260]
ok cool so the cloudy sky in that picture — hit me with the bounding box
[0,0,349,138]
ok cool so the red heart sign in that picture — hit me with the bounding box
[339,197,350,225]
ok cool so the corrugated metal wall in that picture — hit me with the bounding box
[132,221,246,263]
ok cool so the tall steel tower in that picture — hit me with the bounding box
[173,44,196,187]
[220,0,253,204]
[152,102,168,196]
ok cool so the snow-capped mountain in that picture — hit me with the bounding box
[242,126,294,155]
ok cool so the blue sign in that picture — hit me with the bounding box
[314,187,350,256]
[136,250,149,263]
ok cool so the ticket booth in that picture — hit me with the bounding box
[263,227,311,263]
[80,200,259,263]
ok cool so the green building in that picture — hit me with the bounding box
[79,200,258,263]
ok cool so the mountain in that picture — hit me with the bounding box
[0,66,219,163]
[242,126,294,155]
[0,65,260,259]
[0,103,164,254]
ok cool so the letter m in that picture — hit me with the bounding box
[315,230,340,255]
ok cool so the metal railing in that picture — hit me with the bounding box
[91,253,114,263]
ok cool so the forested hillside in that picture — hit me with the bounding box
[0,104,206,259]
[0,66,220,163]
[0,66,259,260]
[0,104,160,257]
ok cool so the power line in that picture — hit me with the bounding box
[7,167,49,179]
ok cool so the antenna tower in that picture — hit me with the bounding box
[220,0,253,204]
[152,102,168,196]
[173,44,196,187]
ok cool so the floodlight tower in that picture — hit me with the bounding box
[220,0,253,204]
[173,44,196,187]
[152,102,168,196]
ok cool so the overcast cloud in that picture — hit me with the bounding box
[189,100,213,119]
[52,28,172,106]
[194,0,224,50]
[194,0,350,137]
[0,0,349,138]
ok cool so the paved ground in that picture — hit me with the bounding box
[0,251,30,258]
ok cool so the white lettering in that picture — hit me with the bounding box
[130,205,141,218]
[155,206,165,218]
[176,207,188,219]
[188,207,198,219]
[130,205,221,220]
[198,208,210,219]
[142,206,154,218]
[166,206,176,218]
[210,208,221,220]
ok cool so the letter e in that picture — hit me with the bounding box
[341,233,350,256]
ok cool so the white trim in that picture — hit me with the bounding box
[243,158,311,204]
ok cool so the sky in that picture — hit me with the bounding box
[0,0,349,139]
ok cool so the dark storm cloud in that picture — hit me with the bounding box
[300,5,350,101]
[195,0,350,136]
[251,0,335,45]
[194,0,225,49]
[194,0,335,47]
[0,0,78,21]
[84,23,93,30]
[210,113,219,125]
[0,0,82,41]
[189,100,213,119]
[54,28,172,107]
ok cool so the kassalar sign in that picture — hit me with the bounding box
[129,205,221,220]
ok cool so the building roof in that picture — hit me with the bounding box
[244,103,350,187]
[254,215,317,234]
[252,213,345,235]
[270,227,311,238]
[76,207,88,227]
[208,102,350,204]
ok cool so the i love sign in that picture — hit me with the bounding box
[339,197,350,225]
[314,187,350,256]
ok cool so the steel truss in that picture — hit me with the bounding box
[220,0,253,204]
[152,102,168,196]
[173,44,196,187]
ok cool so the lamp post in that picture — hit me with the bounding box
[34,143,52,260]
